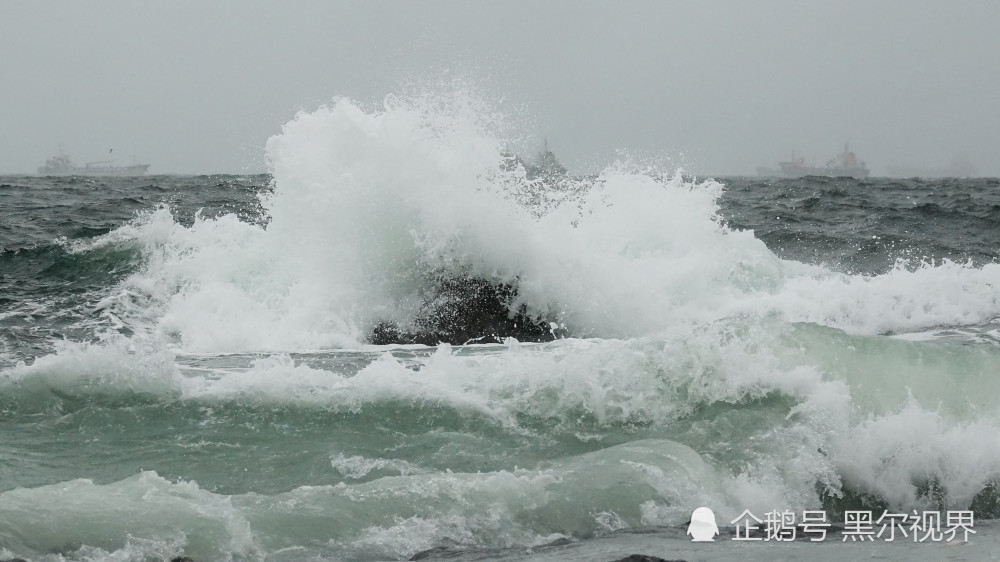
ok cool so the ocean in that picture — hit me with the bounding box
[2,96,1000,561]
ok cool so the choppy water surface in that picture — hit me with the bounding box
[2,95,999,561]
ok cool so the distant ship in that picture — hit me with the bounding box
[37,151,149,176]
[758,144,870,178]
[525,139,568,179]
[500,139,569,179]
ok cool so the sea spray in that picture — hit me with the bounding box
[2,90,1000,561]
[73,92,1000,354]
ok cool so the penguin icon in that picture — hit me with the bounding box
[687,507,720,542]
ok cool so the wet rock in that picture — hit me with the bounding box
[369,276,559,345]
[409,546,457,560]
[614,554,684,562]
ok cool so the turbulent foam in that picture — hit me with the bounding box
[1,337,180,410]
[771,259,1000,335]
[0,472,254,561]
[4,90,1000,559]
[70,92,998,353]
[832,400,1000,509]
[7,324,999,512]
[3,324,1000,559]
[330,453,430,480]
[2,423,993,561]
[0,441,780,560]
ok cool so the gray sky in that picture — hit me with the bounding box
[2,0,998,176]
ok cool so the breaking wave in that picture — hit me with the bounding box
[3,89,1000,560]
[65,92,1000,351]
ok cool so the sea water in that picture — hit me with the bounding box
[1,92,999,561]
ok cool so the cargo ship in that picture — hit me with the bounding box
[758,144,870,178]
[37,151,149,176]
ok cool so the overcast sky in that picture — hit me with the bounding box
[2,0,998,176]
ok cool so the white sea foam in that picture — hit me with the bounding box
[70,90,999,355]
[3,324,999,559]
[0,443,723,560]
[1,337,181,405]
[6,89,1000,559]
[831,400,1000,509]
[245,439,740,559]
[0,472,255,561]
[330,453,429,479]
[7,285,1000,513]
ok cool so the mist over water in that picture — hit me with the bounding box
[2,91,1000,561]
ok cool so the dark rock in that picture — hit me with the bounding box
[614,554,684,562]
[970,479,1000,518]
[369,276,560,345]
[408,545,462,560]
[369,320,403,345]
